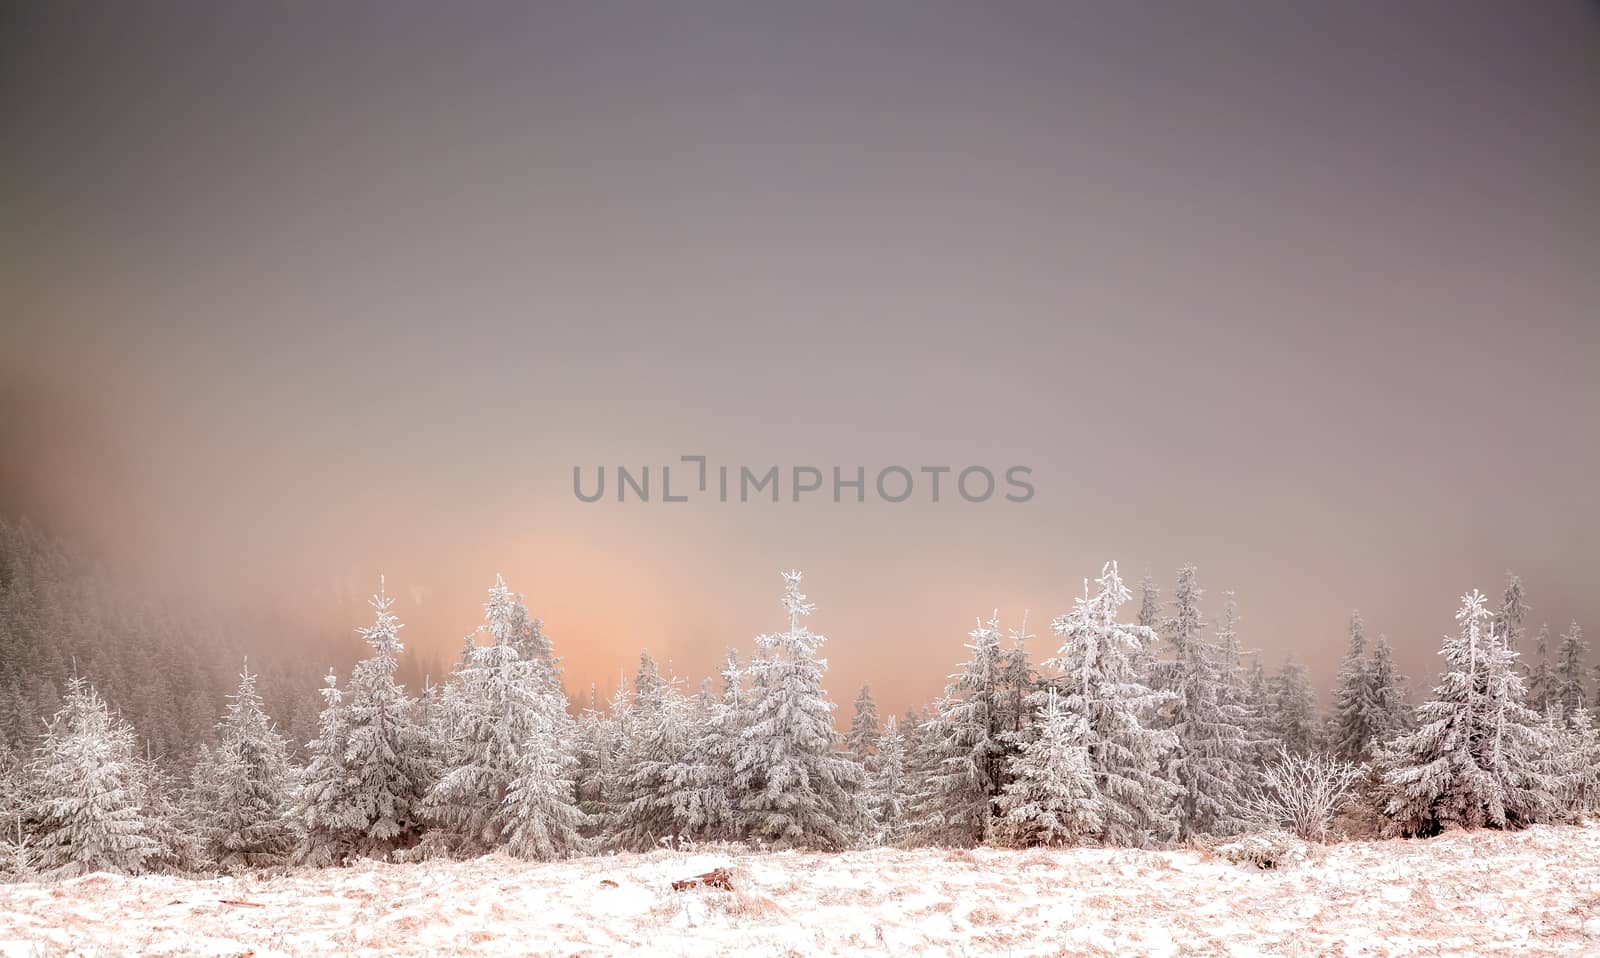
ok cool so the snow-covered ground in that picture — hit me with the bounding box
[3,825,1598,957]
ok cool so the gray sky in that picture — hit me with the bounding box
[3,2,1596,714]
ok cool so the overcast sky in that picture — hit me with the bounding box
[3,2,1596,715]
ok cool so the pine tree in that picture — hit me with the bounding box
[847,684,881,770]
[1526,624,1555,714]
[611,652,697,850]
[503,705,588,860]
[998,614,1036,738]
[1159,574,1253,838]
[341,577,432,859]
[1329,611,1372,763]
[734,571,864,850]
[1363,634,1410,749]
[921,613,1009,845]
[1555,622,1588,717]
[1382,590,1556,836]
[994,689,1101,846]
[1495,572,1530,651]
[295,669,362,865]
[30,678,158,877]
[1043,561,1179,847]
[1242,651,1279,764]
[867,716,911,846]
[196,664,296,870]
[1270,660,1320,755]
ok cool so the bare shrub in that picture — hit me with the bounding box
[1241,747,1363,841]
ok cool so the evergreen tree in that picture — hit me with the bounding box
[847,684,881,769]
[1555,622,1588,717]
[295,669,361,865]
[30,678,158,877]
[867,716,911,846]
[1043,561,1179,846]
[1160,574,1253,838]
[994,689,1101,846]
[196,665,296,870]
[1526,624,1555,714]
[341,577,432,859]
[1495,572,1530,651]
[1329,611,1371,763]
[1269,660,1320,755]
[1363,634,1410,749]
[1382,590,1556,836]
[998,614,1036,738]
[503,706,588,860]
[734,571,864,850]
[921,613,1009,845]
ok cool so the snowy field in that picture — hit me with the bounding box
[3,825,1599,958]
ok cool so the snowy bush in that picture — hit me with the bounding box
[1214,830,1312,869]
[1240,747,1362,842]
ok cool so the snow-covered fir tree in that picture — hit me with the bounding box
[423,605,542,853]
[994,688,1101,846]
[1495,572,1530,651]
[1043,561,1179,847]
[294,669,362,865]
[733,571,864,850]
[341,577,433,859]
[661,678,737,843]
[1269,660,1320,755]
[1382,590,1556,836]
[195,664,296,870]
[611,652,696,850]
[998,614,1036,738]
[29,677,158,877]
[847,684,881,770]
[1329,611,1372,763]
[1547,705,1600,817]
[1526,624,1555,714]
[1242,651,1279,764]
[867,716,911,846]
[919,613,1009,845]
[1159,573,1253,838]
[503,706,588,860]
[0,738,33,881]
[1363,634,1410,749]
[1555,621,1588,717]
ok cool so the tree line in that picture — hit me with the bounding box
[0,550,1595,880]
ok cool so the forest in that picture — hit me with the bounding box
[0,514,1594,880]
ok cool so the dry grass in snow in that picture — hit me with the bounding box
[3,824,1599,957]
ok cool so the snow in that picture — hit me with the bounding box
[3,824,1598,956]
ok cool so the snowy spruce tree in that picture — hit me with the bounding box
[1157,568,1253,838]
[30,677,158,877]
[610,652,694,850]
[341,577,433,859]
[920,613,1009,845]
[847,684,881,771]
[998,614,1036,738]
[867,716,911,846]
[1382,590,1556,836]
[1526,624,1555,714]
[1043,561,1179,847]
[1329,611,1372,763]
[993,688,1101,847]
[1555,621,1589,717]
[295,669,362,865]
[503,706,588,860]
[195,664,297,870]
[1269,660,1321,755]
[1363,634,1410,749]
[733,571,864,850]
[1495,572,1530,651]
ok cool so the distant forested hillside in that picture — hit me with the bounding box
[0,516,339,760]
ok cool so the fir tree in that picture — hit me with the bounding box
[1495,572,1530,651]
[1363,634,1410,749]
[847,684,881,770]
[1526,624,1555,714]
[1555,622,1588,717]
[867,716,911,846]
[1043,561,1179,846]
[1382,590,1556,836]
[1270,660,1320,755]
[30,678,158,877]
[295,669,361,865]
[734,571,864,850]
[196,664,296,870]
[1329,611,1371,763]
[994,688,1101,846]
[921,613,1009,845]
[341,577,432,859]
